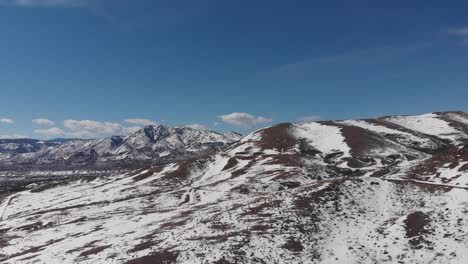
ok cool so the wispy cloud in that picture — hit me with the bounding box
[219,112,272,128]
[0,134,28,139]
[448,27,468,45]
[448,28,468,36]
[0,118,14,124]
[186,123,207,130]
[259,42,434,80]
[32,118,54,126]
[124,118,159,126]
[297,116,321,123]
[0,0,84,7]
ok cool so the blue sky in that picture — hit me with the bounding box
[1,0,468,138]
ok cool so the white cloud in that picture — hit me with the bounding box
[0,134,28,139]
[219,112,273,128]
[34,127,66,136]
[122,126,141,135]
[297,116,321,123]
[33,118,54,126]
[33,119,143,138]
[64,119,124,135]
[448,28,468,36]
[0,0,84,7]
[448,28,468,44]
[124,118,159,126]
[0,118,13,124]
[186,123,207,130]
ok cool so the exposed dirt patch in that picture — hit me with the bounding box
[404,211,432,248]
[15,221,52,231]
[298,138,321,156]
[294,180,345,215]
[128,240,157,253]
[0,232,20,248]
[272,170,300,182]
[405,147,467,182]
[264,153,303,167]
[231,184,250,194]
[325,122,391,157]
[210,223,232,230]
[125,251,178,264]
[250,224,270,232]
[282,237,304,252]
[79,245,111,257]
[163,157,208,182]
[222,158,238,171]
[214,257,234,264]
[66,216,87,224]
[370,167,392,177]
[133,166,164,181]
[279,181,301,189]
[231,160,255,178]
[256,123,297,151]
[159,220,187,229]
[2,238,65,261]
[459,163,468,172]
[179,210,194,218]
[241,200,282,217]
[189,231,248,242]
[66,240,101,254]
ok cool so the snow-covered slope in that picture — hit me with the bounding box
[0,111,467,263]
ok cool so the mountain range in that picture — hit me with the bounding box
[0,111,467,263]
[0,125,242,171]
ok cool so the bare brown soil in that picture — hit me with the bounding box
[79,245,111,257]
[1,238,65,261]
[222,158,238,171]
[404,211,431,248]
[405,147,467,182]
[188,231,248,242]
[282,237,304,252]
[128,240,157,253]
[133,166,164,181]
[324,121,389,157]
[256,123,297,151]
[125,251,178,264]
[240,200,282,217]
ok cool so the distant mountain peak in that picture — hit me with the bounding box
[0,123,242,170]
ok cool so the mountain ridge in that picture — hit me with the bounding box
[0,110,467,263]
[0,124,242,171]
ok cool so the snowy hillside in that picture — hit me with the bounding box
[0,111,467,263]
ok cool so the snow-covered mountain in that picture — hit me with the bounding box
[1,111,468,263]
[0,125,242,171]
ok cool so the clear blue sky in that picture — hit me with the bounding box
[1,0,467,138]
